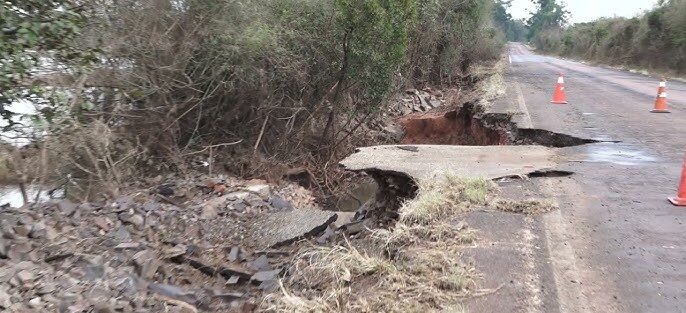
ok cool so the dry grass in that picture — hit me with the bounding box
[371,222,476,258]
[260,173,493,312]
[441,304,469,313]
[494,199,558,215]
[474,57,508,104]
[400,174,496,225]
[263,243,473,313]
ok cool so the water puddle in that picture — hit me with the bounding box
[332,179,378,212]
[0,185,53,208]
[580,144,657,166]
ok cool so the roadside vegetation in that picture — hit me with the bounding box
[529,0,686,75]
[262,173,556,312]
[1,0,513,202]
[262,175,491,312]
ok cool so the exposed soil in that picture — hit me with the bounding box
[400,104,509,145]
[400,102,598,147]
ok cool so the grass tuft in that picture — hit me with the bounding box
[494,199,558,215]
[400,174,496,225]
[261,173,490,312]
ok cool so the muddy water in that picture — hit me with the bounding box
[582,143,658,166]
[334,179,378,212]
[0,185,51,207]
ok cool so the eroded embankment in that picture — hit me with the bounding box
[345,100,599,220]
[400,102,597,147]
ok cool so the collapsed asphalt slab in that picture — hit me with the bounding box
[340,145,562,181]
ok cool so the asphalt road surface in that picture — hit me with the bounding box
[501,43,686,313]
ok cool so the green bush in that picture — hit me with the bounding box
[407,0,504,86]
[535,0,686,74]
[4,0,507,195]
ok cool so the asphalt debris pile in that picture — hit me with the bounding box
[0,176,369,312]
[394,88,447,115]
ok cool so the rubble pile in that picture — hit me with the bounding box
[0,177,353,312]
[391,88,447,115]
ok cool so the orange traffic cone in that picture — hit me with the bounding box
[669,154,686,206]
[551,73,568,104]
[651,78,670,113]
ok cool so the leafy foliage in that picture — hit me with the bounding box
[335,0,416,105]
[527,0,568,41]
[1,0,507,197]
[407,0,504,85]
[492,0,528,41]
[535,0,686,74]
[0,0,96,125]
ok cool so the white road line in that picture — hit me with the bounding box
[515,82,534,128]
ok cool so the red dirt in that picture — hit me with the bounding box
[399,108,509,145]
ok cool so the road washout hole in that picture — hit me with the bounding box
[338,101,587,223]
[399,102,599,148]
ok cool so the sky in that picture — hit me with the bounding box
[509,0,660,24]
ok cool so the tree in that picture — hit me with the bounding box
[527,0,568,40]
[0,0,96,129]
[493,0,529,41]
[320,0,416,147]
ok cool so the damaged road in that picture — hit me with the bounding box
[341,145,561,181]
[480,43,686,313]
[337,44,686,313]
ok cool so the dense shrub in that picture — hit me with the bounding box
[4,0,505,198]
[534,0,686,74]
[408,0,504,86]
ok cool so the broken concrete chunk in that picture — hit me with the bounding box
[217,264,254,281]
[44,226,58,241]
[245,184,270,198]
[268,196,293,210]
[213,292,243,303]
[132,251,160,279]
[332,212,356,229]
[114,226,131,242]
[27,297,41,308]
[16,270,34,284]
[341,145,557,181]
[114,242,141,250]
[226,276,240,285]
[200,205,218,220]
[36,282,56,295]
[226,191,250,201]
[227,246,240,262]
[140,259,160,280]
[92,217,111,231]
[247,255,271,271]
[13,225,30,238]
[249,208,337,248]
[128,215,144,228]
[29,222,47,239]
[162,245,186,259]
[250,269,281,284]
[142,201,160,212]
[57,200,77,217]
[0,289,10,308]
[83,265,105,281]
[149,283,199,306]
